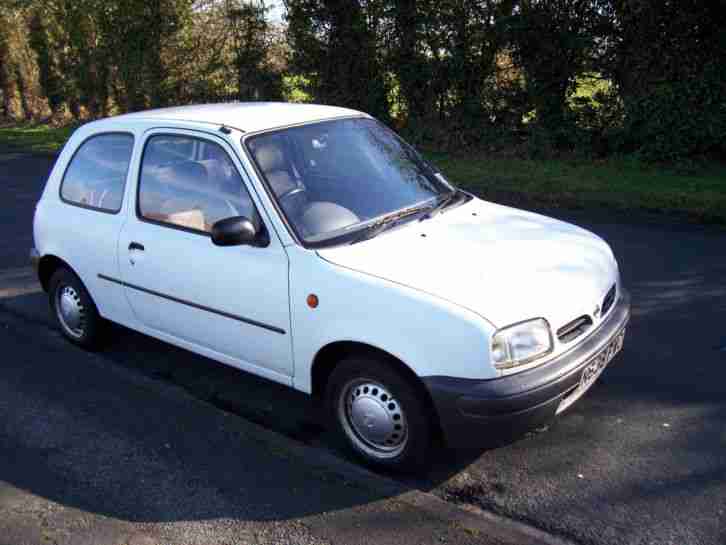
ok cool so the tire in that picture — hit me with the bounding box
[325,356,433,472]
[48,267,104,350]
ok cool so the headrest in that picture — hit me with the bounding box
[168,161,208,185]
[198,159,229,180]
[254,144,286,173]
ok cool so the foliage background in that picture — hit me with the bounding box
[1,0,724,163]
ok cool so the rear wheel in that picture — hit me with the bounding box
[326,356,433,471]
[48,267,104,349]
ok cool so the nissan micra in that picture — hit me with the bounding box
[32,103,630,470]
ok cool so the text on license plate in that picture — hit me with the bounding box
[579,328,626,391]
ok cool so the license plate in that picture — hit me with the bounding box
[556,328,626,415]
[579,328,625,392]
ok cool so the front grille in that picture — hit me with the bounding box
[601,284,617,316]
[557,315,593,343]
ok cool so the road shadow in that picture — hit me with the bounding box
[0,290,490,526]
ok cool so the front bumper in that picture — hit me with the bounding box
[423,288,631,448]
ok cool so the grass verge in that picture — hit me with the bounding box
[0,122,77,154]
[429,152,726,224]
[1,122,723,224]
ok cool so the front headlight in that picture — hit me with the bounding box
[491,318,553,370]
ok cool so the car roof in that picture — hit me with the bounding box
[101,102,366,134]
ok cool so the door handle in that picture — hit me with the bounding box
[128,242,144,265]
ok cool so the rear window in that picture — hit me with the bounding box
[60,133,134,213]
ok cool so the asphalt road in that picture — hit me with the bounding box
[1,148,725,545]
[0,149,51,269]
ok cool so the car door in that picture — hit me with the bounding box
[116,128,292,381]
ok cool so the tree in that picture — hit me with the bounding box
[226,0,282,101]
[285,0,390,120]
[27,7,67,118]
[505,0,608,140]
[606,0,726,159]
[101,0,191,112]
[0,2,49,120]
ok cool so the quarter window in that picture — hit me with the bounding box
[60,133,134,212]
[138,135,257,233]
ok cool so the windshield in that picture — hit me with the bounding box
[245,117,453,245]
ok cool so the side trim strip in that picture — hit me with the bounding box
[98,274,286,335]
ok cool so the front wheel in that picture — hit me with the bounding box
[326,356,433,471]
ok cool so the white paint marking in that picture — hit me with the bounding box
[0,266,36,281]
[0,267,41,298]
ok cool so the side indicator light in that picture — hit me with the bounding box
[307,294,319,308]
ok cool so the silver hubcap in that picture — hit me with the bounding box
[338,379,408,459]
[55,285,86,338]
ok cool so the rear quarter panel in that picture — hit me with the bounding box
[34,123,140,321]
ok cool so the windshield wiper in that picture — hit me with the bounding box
[350,203,433,244]
[419,189,459,221]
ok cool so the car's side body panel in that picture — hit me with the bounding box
[104,310,294,387]
[285,245,497,394]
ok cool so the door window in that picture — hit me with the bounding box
[138,134,256,233]
[60,133,134,213]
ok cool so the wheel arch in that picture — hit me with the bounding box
[310,340,444,440]
[38,254,75,292]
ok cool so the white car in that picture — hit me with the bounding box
[32,103,630,470]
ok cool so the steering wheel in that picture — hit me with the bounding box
[278,185,307,205]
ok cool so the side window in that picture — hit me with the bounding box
[138,134,256,233]
[60,133,134,213]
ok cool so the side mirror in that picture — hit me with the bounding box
[211,216,267,247]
